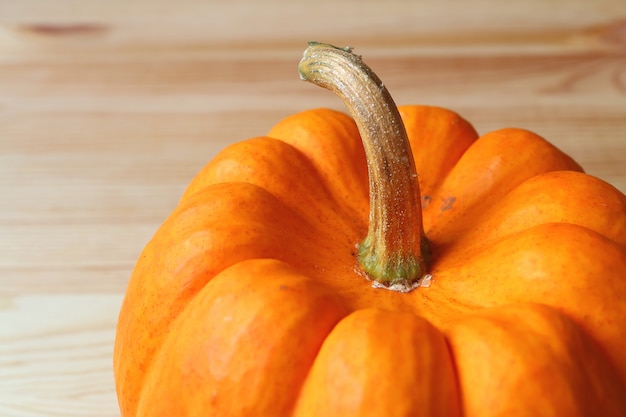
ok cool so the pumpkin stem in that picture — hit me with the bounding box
[299,42,430,292]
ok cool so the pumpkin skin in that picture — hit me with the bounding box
[113,105,626,416]
[114,40,626,415]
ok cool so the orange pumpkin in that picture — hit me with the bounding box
[114,42,626,416]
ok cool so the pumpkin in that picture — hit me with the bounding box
[114,42,626,416]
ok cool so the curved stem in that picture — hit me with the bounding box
[299,42,430,292]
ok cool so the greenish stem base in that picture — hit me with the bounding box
[358,235,432,293]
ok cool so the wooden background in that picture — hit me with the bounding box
[1,0,625,415]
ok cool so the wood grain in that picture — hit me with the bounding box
[1,0,625,415]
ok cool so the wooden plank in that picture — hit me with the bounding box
[0,295,122,417]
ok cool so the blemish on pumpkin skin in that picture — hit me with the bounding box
[440,196,456,212]
[422,195,432,209]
